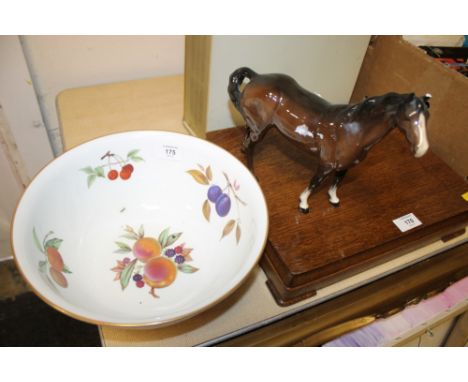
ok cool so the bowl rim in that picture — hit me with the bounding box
[10,129,269,328]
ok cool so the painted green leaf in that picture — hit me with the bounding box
[177,264,199,274]
[62,264,72,274]
[130,156,144,162]
[127,149,140,158]
[80,166,95,175]
[120,258,137,290]
[124,225,137,234]
[44,238,63,250]
[158,227,170,247]
[87,174,97,188]
[94,166,105,178]
[120,233,139,241]
[38,260,47,273]
[165,232,182,248]
[138,225,145,238]
[33,227,44,254]
[114,249,131,254]
[127,148,144,162]
[115,241,132,252]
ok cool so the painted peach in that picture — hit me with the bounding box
[47,247,64,272]
[50,267,68,288]
[133,237,161,262]
[143,257,177,288]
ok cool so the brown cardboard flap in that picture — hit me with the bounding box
[351,36,468,181]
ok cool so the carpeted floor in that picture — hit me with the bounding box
[0,260,101,346]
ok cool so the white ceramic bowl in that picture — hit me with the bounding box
[12,131,268,327]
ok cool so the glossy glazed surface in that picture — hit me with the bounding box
[12,131,268,327]
[228,67,431,211]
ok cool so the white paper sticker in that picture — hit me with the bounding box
[159,144,180,161]
[393,213,422,232]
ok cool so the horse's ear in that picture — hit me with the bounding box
[422,93,432,109]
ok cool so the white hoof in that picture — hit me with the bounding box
[299,188,311,212]
[328,185,340,205]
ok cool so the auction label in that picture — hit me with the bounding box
[393,213,422,232]
[158,143,181,161]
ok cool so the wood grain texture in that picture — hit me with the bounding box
[183,36,211,137]
[207,126,468,305]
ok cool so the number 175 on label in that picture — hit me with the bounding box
[393,213,422,232]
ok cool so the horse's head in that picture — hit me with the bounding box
[395,93,431,158]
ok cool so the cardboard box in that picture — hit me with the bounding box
[351,36,468,181]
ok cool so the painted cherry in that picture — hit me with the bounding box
[122,164,134,173]
[120,170,131,180]
[108,169,118,180]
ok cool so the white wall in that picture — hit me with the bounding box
[0,142,23,260]
[0,36,54,179]
[207,36,370,131]
[1,36,54,261]
[21,36,185,154]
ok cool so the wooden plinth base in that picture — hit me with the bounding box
[207,126,468,306]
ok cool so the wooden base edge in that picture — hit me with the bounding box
[264,279,317,307]
[262,218,468,306]
[260,253,317,306]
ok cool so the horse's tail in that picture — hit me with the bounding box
[228,67,257,110]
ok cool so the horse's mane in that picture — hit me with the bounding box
[343,92,411,122]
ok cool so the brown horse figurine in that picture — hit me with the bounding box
[228,67,431,213]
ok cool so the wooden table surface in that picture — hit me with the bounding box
[57,75,468,346]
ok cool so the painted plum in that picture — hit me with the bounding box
[207,185,222,203]
[215,193,231,217]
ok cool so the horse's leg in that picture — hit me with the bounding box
[241,119,262,171]
[328,169,347,207]
[241,126,255,170]
[299,166,332,213]
[241,126,252,152]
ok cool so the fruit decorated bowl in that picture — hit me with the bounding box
[12,131,268,328]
